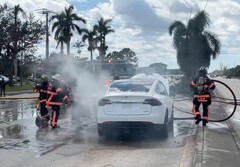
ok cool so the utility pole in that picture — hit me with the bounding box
[36,8,56,59]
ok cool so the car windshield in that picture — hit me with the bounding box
[109,80,154,93]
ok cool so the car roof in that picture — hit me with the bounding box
[131,73,169,94]
[108,78,157,95]
[112,78,156,84]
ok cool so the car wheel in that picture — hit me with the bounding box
[155,111,168,138]
[97,124,104,137]
[161,111,169,137]
[168,107,174,133]
[169,105,174,125]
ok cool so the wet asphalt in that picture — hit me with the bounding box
[0,98,196,167]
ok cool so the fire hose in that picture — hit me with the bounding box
[174,79,238,122]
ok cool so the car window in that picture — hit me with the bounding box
[109,80,153,93]
[156,82,168,96]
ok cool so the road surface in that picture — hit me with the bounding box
[0,78,240,167]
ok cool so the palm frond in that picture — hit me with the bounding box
[14,4,26,18]
[82,34,88,42]
[168,21,186,36]
[204,31,221,59]
[75,25,84,35]
[72,14,86,23]
[190,10,210,33]
[52,22,59,32]
[103,19,112,25]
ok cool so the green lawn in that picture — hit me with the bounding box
[6,83,33,92]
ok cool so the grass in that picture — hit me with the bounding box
[6,83,33,92]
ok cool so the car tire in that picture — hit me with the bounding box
[155,111,168,138]
[97,124,104,137]
[168,106,174,133]
[169,105,174,126]
[161,111,169,137]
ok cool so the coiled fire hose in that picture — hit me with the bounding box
[174,79,238,122]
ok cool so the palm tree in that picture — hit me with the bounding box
[62,5,86,56]
[94,17,114,60]
[73,40,85,57]
[13,4,26,85]
[51,5,86,56]
[169,11,220,78]
[51,13,66,55]
[13,4,26,25]
[82,28,97,60]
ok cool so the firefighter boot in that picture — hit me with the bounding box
[51,125,60,129]
[195,115,202,125]
[202,120,208,127]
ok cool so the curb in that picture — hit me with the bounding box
[0,97,38,100]
[5,90,33,96]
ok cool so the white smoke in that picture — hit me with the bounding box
[55,57,110,127]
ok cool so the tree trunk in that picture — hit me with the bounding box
[60,41,64,56]
[67,40,70,56]
[90,50,93,61]
[7,59,14,86]
[20,65,23,86]
[20,54,23,86]
[14,58,17,80]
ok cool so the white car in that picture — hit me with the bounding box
[0,75,9,83]
[97,73,174,137]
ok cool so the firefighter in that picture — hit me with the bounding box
[38,75,50,119]
[190,66,215,126]
[46,74,68,129]
[35,74,50,128]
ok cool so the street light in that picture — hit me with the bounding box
[35,8,57,59]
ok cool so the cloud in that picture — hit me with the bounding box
[111,0,169,35]
[1,0,240,71]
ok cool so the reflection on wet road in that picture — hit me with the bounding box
[0,99,193,157]
[0,100,36,123]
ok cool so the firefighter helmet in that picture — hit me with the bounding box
[198,66,207,75]
[41,74,48,81]
[52,74,62,81]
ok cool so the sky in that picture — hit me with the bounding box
[1,0,240,72]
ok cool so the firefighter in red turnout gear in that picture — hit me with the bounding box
[35,75,50,128]
[39,75,50,120]
[190,66,215,126]
[46,74,68,129]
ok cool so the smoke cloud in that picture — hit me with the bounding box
[54,57,110,127]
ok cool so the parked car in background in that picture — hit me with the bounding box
[2,74,18,84]
[97,73,173,138]
[226,75,231,79]
[0,75,9,83]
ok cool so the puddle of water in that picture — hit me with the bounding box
[0,100,37,123]
[0,99,196,154]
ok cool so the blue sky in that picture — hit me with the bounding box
[69,0,109,11]
[1,0,240,72]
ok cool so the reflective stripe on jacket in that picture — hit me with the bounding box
[39,81,49,102]
[46,84,68,106]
